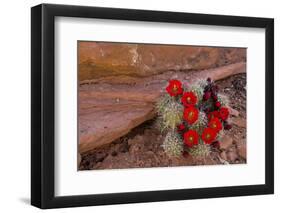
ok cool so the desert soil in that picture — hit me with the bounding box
[79,73,247,170]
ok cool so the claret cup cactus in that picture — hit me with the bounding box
[156,78,232,158]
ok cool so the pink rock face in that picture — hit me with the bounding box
[237,143,247,159]
[78,42,246,81]
[220,135,234,150]
[232,117,247,128]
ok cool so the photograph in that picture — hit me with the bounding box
[78,41,247,170]
[30,1,274,209]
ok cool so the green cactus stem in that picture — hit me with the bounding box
[162,132,184,157]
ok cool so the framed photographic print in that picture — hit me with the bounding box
[31,3,274,209]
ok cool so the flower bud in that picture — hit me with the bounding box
[212,94,218,101]
[215,101,221,108]
[224,124,232,130]
[203,91,211,101]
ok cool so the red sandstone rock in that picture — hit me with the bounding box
[229,107,239,117]
[227,151,238,162]
[220,135,233,150]
[79,42,246,81]
[232,117,247,128]
[236,141,247,159]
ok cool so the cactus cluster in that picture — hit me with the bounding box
[156,78,232,159]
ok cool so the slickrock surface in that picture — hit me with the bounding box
[79,42,246,81]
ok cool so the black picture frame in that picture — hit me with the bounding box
[31,3,274,209]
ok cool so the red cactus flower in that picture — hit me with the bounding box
[201,127,217,144]
[215,101,221,108]
[184,130,199,147]
[219,107,229,121]
[208,110,220,120]
[181,91,197,107]
[177,123,185,132]
[208,117,222,132]
[183,107,199,125]
[166,79,183,97]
